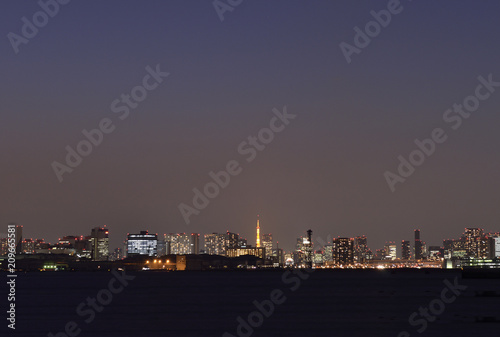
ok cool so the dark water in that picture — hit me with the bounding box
[4,269,500,337]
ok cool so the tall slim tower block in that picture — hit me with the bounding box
[414,229,423,260]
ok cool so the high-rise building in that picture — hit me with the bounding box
[226,232,239,250]
[272,247,285,266]
[190,233,200,254]
[443,239,454,259]
[384,242,397,260]
[90,227,109,261]
[262,233,273,258]
[127,231,157,256]
[464,228,483,258]
[294,236,312,266]
[332,238,354,266]
[478,236,489,258]
[323,244,334,263]
[256,216,261,248]
[204,233,227,256]
[414,229,424,260]
[354,236,369,263]
[402,240,411,260]
[165,233,200,255]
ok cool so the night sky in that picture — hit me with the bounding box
[2,0,500,252]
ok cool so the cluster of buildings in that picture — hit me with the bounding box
[2,220,499,270]
[0,224,109,261]
[303,228,500,268]
[125,217,285,266]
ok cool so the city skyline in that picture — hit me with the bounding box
[5,221,499,261]
[2,1,500,259]
[3,1,500,336]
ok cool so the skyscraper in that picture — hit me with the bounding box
[256,216,261,248]
[332,237,354,266]
[354,236,368,263]
[190,233,200,254]
[402,240,411,260]
[415,229,424,260]
[226,232,239,250]
[90,227,109,261]
[204,233,227,256]
[262,233,273,258]
[451,239,467,258]
[165,233,200,255]
[464,228,483,258]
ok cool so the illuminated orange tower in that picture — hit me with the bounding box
[256,215,261,248]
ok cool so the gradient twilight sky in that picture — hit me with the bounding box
[1,0,500,252]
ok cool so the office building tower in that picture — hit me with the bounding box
[332,237,354,265]
[402,240,411,260]
[165,233,199,255]
[464,228,483,258]
[190,233,200,254]
[443,239,454,259]
[414,229,424,260]
[127,231,157,256]
[478,236,489,258]
[272,247,285,266]
[323,244,334,263]
[354,236,369,263]
[204,233,227,256]
[90,227,110,261]
[226,232,239,250]
[262,233,273,258]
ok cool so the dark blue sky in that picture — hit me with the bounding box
[2,0,500,252]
